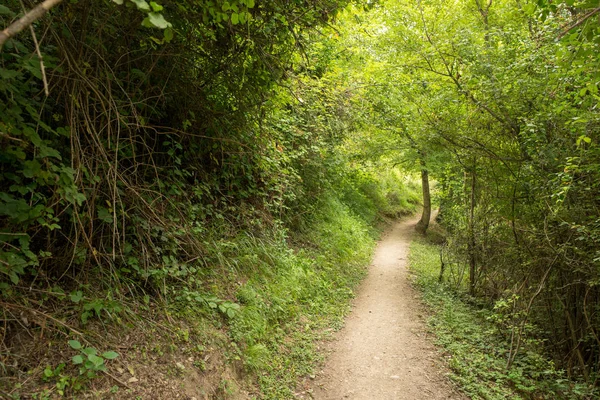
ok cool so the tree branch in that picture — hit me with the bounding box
[0,0,63,50]
[557,7,600,39]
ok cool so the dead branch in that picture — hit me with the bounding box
[0,0,63,49]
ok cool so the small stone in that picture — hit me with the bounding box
[390,375,400,379]
[176,362,185,370]
[128,377,139,383]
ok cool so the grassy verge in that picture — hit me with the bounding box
[408,236,598,400]
[3,169,420,399]
[226,196,375,398]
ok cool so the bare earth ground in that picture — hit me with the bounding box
[304,215,468,400]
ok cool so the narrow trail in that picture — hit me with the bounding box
[307,215,467,400]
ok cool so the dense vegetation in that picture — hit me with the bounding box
[0,0,417,398]
[410,235,599,399]
[2,0,600,398]
[334,0,600,395]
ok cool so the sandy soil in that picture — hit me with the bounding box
[306,215,468,400]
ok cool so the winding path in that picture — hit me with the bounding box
[307,215,467,400]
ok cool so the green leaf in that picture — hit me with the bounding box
[72,355,84,364]
[163,27,174,42]
[130,0,150,11]
[98,207,114,224]
[0,68,20,79]
[102,351,119,360]
[0,5,15,16]
[38,145,62,159]
[70,290,83,303]
[144,13,171,29]
[231,12,239,25]
[88,354,104,367]
[112,0,124,4]
[246,0,255,8]
[22,160,42,179]
[149,1,163,12]
[82,347,97,356]
[68,340,82,350]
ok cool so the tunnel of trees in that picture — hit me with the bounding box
[1,0,600,397]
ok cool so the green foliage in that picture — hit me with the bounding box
[409,237,599,399]
[1,0,380,396]
[35,341,119,397]
[225,196,375,398]
[68,340,119,377]
[334,0,600,383]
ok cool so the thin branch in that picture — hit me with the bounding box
[558,7,600,39]
[0,0,63,49]
[18,0,50,96]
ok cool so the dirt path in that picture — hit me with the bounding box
[306,215,467,400]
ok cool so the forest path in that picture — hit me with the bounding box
[305,215,467,400]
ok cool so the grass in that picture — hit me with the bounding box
[408,236,599,400]
[228,196,374,398]
[2,168,419,399]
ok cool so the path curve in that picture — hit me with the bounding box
[307,215,467,400]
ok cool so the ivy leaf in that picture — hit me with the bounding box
[231,12,240,25]
[246,0,255,8]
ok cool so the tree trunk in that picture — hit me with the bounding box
[468,167,477,296]
[415,168,431,234]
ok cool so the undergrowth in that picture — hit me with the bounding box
[2,168,419,399]
[230,196,374,398]
[408,237,599,400]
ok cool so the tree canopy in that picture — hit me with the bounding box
[2,0,600,397]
